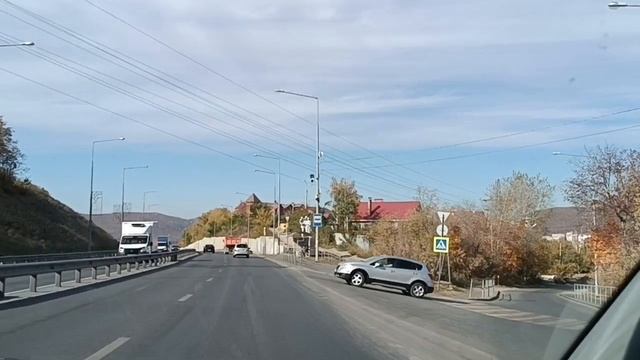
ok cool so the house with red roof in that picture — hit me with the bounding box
[354,198,421,227]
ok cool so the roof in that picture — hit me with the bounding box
[245,193,261,204]
[356,200,421,221]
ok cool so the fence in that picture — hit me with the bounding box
[572,284,616,306]
[0,249,195,298]
[469,278,496,299]
[280,247,343,265]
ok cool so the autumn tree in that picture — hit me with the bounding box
[330,178,361,234]
[0,116,25,181]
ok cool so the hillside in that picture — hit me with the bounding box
[541,206,587,234]
[87,212,195,245]
[0,178,116,255]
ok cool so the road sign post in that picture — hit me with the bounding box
[435,211,453,290]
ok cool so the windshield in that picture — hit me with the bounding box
[120,236,148,245]
[2,2,640,360]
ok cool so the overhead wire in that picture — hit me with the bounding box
[79,0,478,197]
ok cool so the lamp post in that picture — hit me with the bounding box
[142,191,157,221]
[121,165,148,225]
[608,2,640,8]
[254,154,281,231]
[88,137,125,251]
[235,192,252,237]
[276,89,321,262]
[0,41,35,48]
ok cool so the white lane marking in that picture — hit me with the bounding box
[178,294,193,302]
[84,337,130,360]
[206,277,214,282]
[134,285,148,292]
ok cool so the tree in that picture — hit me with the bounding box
[253,204,274,236]
[565,145,640,229]
[330,178,361,234]
[486,171,554,226]
[0,116,25,181]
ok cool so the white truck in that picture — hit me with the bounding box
[156,235,170,252]
[118,221,157,255]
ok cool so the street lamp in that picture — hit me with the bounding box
[254,154,281,231]
[142,191,157,220]
[0,41,35,48]
[552,152,588,158]
[255,169,277,247]
[608,2,640,8]
[88,137,125,251]
[276,89,321,262]
[121,165,148,225]
[235,192,252,237]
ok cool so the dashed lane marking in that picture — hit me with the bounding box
[178,294,193,302]
[84,337,130,360]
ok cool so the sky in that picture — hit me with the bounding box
[1,0,640,219]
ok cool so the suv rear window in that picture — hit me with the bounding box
[236,244,248,248]
[392,259,422,271]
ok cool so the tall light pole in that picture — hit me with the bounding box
[276,89,321,262]
[0,41,35,48]
[254,154,281,231]
[608,2,640,8]
[88,137,125,251]
[142,191,157,221]
[235,192,251,237]
[304,180,309,208]
[121,165,148,225]
[255,169,277,246]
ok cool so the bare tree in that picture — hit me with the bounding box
[486,171,554,226]
[0,116,25,181]
[565,145,640,228]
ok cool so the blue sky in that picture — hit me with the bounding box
[2,0,640,219]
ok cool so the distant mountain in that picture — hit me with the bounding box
[0,179,115,255]
[86,212,196,245]
[541,207,589,235]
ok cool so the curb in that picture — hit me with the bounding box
[0,253,200,309]
[468,291,501,302]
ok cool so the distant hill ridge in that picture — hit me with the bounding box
[85,212,196,245]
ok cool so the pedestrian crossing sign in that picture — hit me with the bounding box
[433,237,449,253]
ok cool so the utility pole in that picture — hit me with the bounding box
[88,137,125,250]
[275,89,320,262]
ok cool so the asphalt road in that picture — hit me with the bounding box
[285,260,599,360]
[0,254,393,360]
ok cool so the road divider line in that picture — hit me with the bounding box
[84,337,130,360]
[178,294,193,302]
[206,277,214,282]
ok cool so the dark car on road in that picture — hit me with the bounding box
[203,244,215,253]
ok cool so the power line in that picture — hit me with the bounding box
[1,0,471,201]
[79,0,478,197]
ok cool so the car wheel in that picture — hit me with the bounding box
[349,270,366,287]
[246,255,250,258]
[232,255,236,258]
[410,281,426,298]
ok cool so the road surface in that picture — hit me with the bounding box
[0,254,391,360]
[0,253,599,359]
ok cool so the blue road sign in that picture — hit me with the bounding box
[313,213,322,228]
[433,236,449,253]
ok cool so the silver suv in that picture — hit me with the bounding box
[232,243,250,258]
[334,256,434,297]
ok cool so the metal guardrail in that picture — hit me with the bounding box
[0,249,196,299]
[0,250,117,264]
[572,284,616,306]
